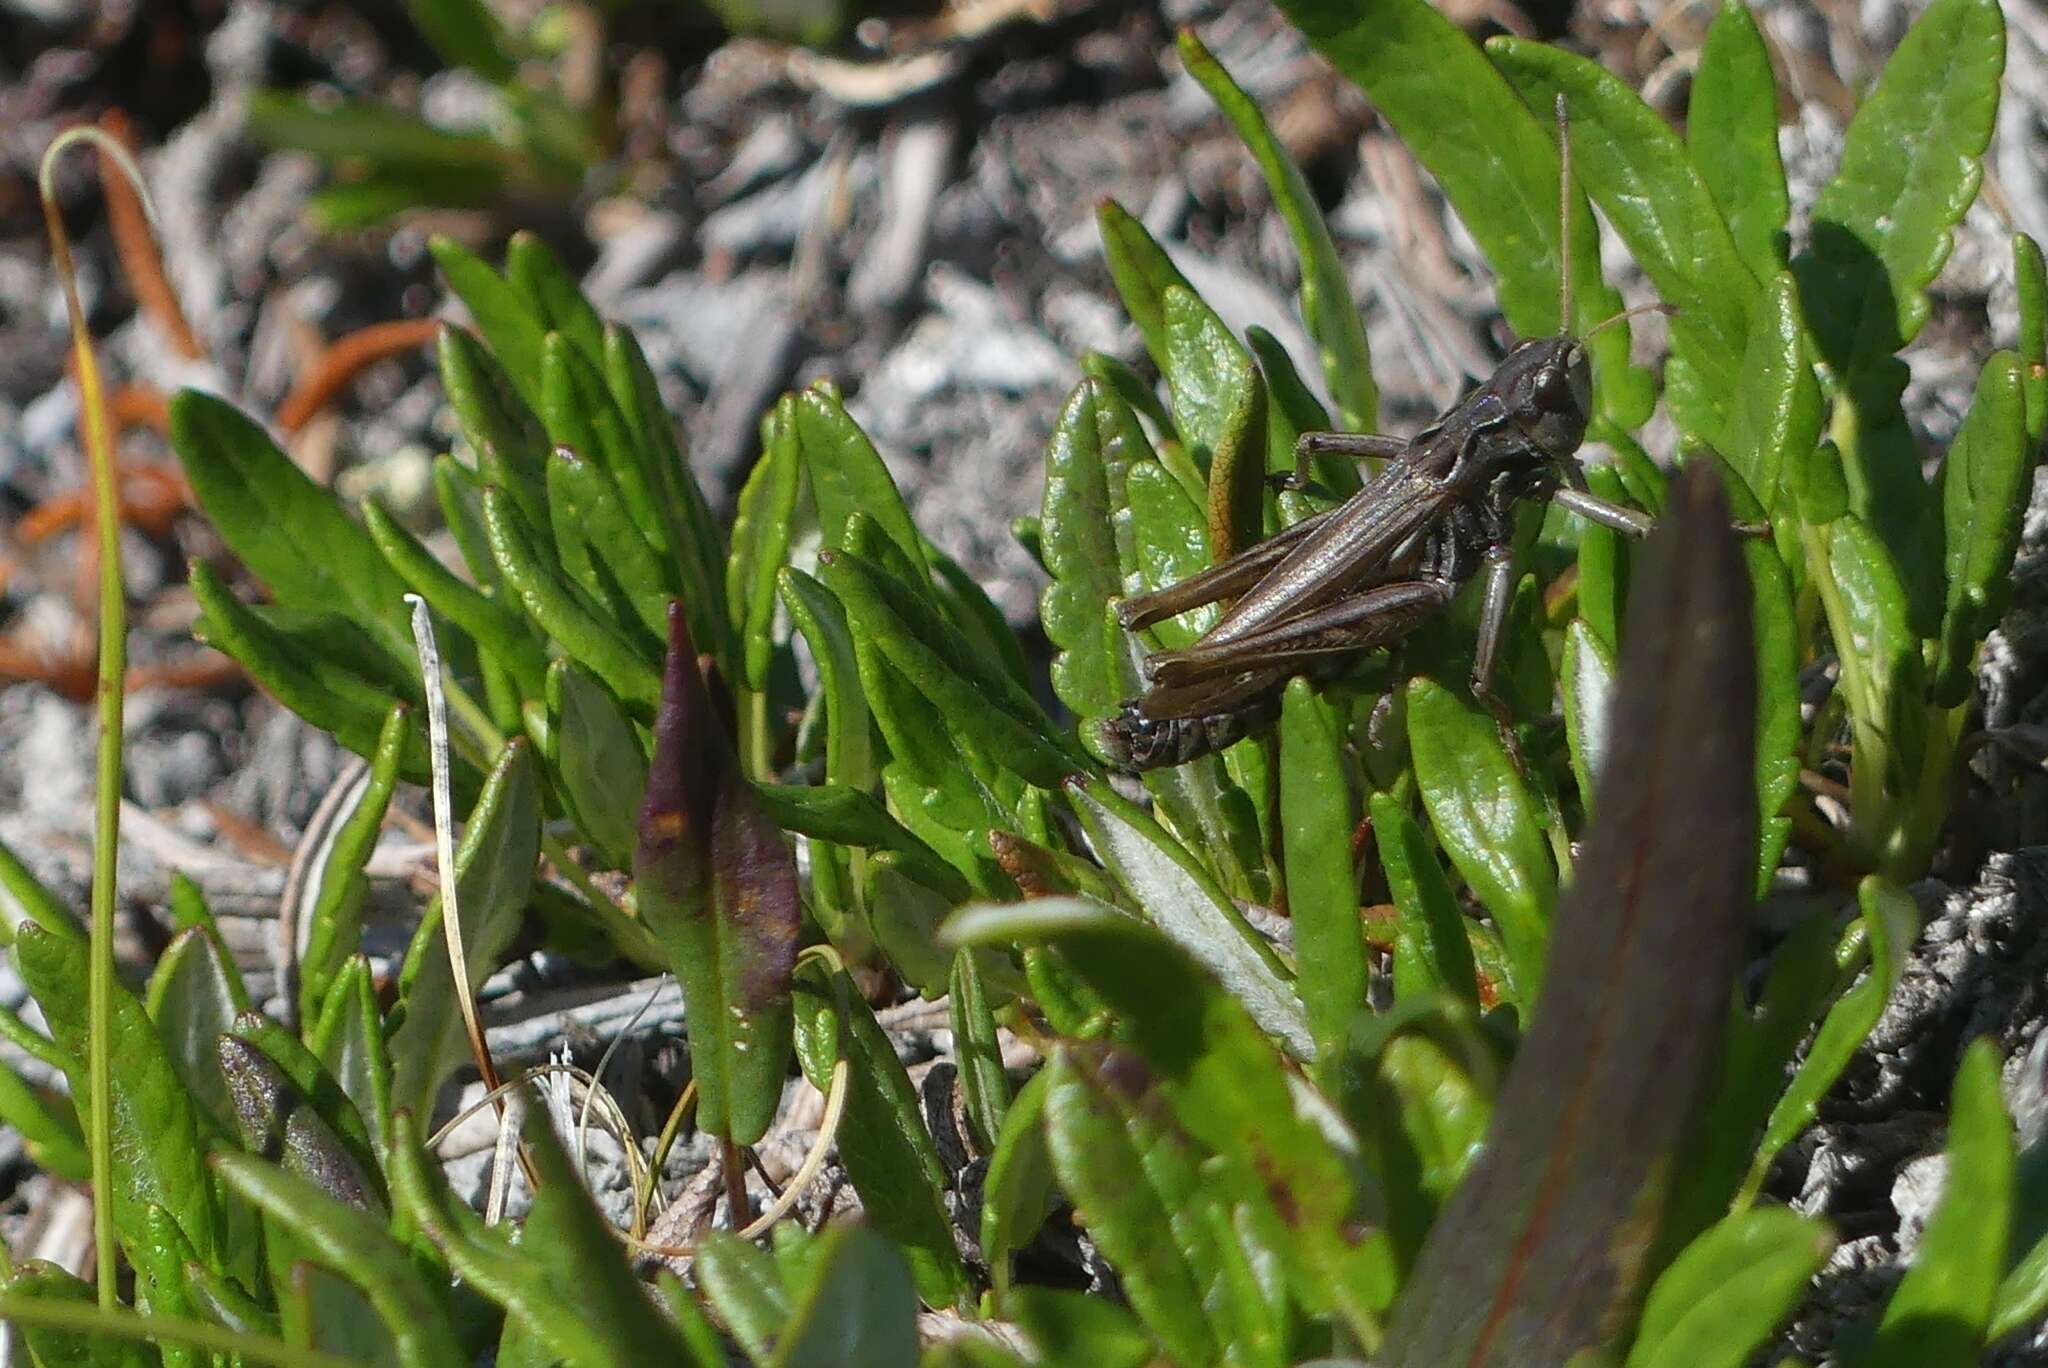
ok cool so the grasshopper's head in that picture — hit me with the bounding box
[1497,335,1592,469]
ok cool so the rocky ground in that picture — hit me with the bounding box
[2,0,2047,1359]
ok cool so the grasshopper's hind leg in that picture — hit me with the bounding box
[1276,430,1411,491]
[1100,669,1288,771]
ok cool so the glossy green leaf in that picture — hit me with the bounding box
[298,704,409,1025]
[949,947,1012,1153]
[1724,273,1824,515]
[750,781,968,901]
[1372,792,1478,1010]
[1246,324,1355,497]
[1626,1208,1833,1368]
[389,1111,686,1366]
[1267,0,1645,426]
[1796,0,2004,367]
[430,237,550,414]
[729,400,804,693]
[482,484,662,712]
[146,925,249,1136]
[1005,1287,1153,1368]
[507,231,604,365]
[1280,679,1366,1070]
[1181,30,1375,430]
[127,1205,204,1368]
[925,539,1034,693]
[1825,514,1928,813]
[0,835,78,940]
[1067,781,1309,1058]
[1382,465,1758,1367]
[546,445,670,643]
[541,335,669,555]
[403,0,515,81]
[1405,677,1556,1002]
[796,384,928,575]
[213,1151,459,1364]
[436,325,550,540]
[791,965,970,1308]
[2016,233,2047,453]
[979,1061,1054,1299]
[547,659,649,868]
[1349,1000,1499,1250]
[1933,351,2028,703]
[389,738,541,1119]
[1858,1037,2013,1368]
[1096,198,1199,378]
[1159,286,1267,560]
[1040,1043,1235,1367]
[637,605,798,1144]
[820,548,1084,789]
[864,852,953,995]
[172,389,414,659]
[1559,618,1616,815]
[1080,349,1177,438]
[310,956,394,1156]
[15,922,221,1269]
[1490,39,1755,443]
[1743,877,1919,1202]
[769,1224,918,1368]
[364,500,546,703]
[1689,1,1791,282]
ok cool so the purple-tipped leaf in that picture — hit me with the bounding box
[636,602,798,1144]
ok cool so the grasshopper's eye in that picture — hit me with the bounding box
[1534,365,1572,407]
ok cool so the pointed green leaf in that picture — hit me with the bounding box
[1372,792,1478,1009]
[507,231,604,365]
[797,384,927,575]
[1096,199,1199,378]
[1689,1,1790,283]
[310,956,394,1156]
[298,703,410,1024]
[437,325,550,541]
[769,1224,918,1368]
[1626,1208,1833,1368]
[365,500,547,701]
[729,400,805,692]
[695,1231,789,1362]
[1280,678,1367,1071]
[949,948,1012,1155]
[1933,351,2028,703]
[431,236,549,413]
[980,1067,1054,1295]
[547,658,650,868]
[146,925,250,1135]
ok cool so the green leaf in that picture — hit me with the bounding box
[1096,199,1199,379]
[388,738,541,1119]
[1743,878,1919,1203]
[2016,233,2047,453]
[482,484,662,713]
[782,567,876,793]
[547,659,650,868]
[864,853,953,995]
[636,605,798,1145]
[820,549,1084,790]
[311,956,394,1157]
[15,922,221,1270]
[750,781,968,901]
[1080,349,1177,439]
[1246,324,1354,496]
[1004,1287,1154,1368]
[403,0,516,81]
[980,1067,1055,1295]
[1280,679,1367,1072]
[541,337,670,562]
[245,89,513,172]
[1687,1,1791,283]
[437,325,550,541]
[543,447,668,643]
[1067,782,1310,1058]
[1489,38,1756,444]
[213,1151,460,1364]
[791,965,971,1308]
[769,1224,919,1368]
[389,1111,687,1366]
[1858,1037,2013,1368]
[172,390,415,660]
[1559,618,1616,816]
[506,232,603,364]
[797,386,929,578]
[1040,1043,1233,1367]
[1380,464,1758,1368]
[145,925,249,1136]
[1724,274,1824,515]
[0,1057,87,1180]
[1626,1208,1834,1368]
[219,1024,382,1211]
[1405,677,1556,1003]
[431,237,550,415]
[1372,792,1478,1010]
[1267,0,1645,426]
[2,1261,159,1368]
[298,703,410,1024]
[0,835,79,940]
[364,500,546,701]
[1796,0,2004,368]
[695,1232,789,1362]
[729,400,804,693]
[1933,351,2028,703]
[948,946,1013,1152]
[1179,29,1375,431]
[1160,286,1267,560]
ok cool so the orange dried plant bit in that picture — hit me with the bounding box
[275,317,442,433]
[124,651,244,695]
[108,384,171,435]
[0,635,96,703]
[96,109,206,363]
[17,462,194,546]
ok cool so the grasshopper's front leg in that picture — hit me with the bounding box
[1553,481,1771,539]
[1468,543,1527,770]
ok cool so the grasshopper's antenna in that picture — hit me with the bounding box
[1555,92,1572,337]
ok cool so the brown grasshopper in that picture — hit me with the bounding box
[1101,98,1689,772]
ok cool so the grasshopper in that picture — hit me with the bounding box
[1101,98,1691,772]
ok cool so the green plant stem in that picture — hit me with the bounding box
[41,127,127,1311]
[1798,523,1888,865]
[0,1293,351,1368]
